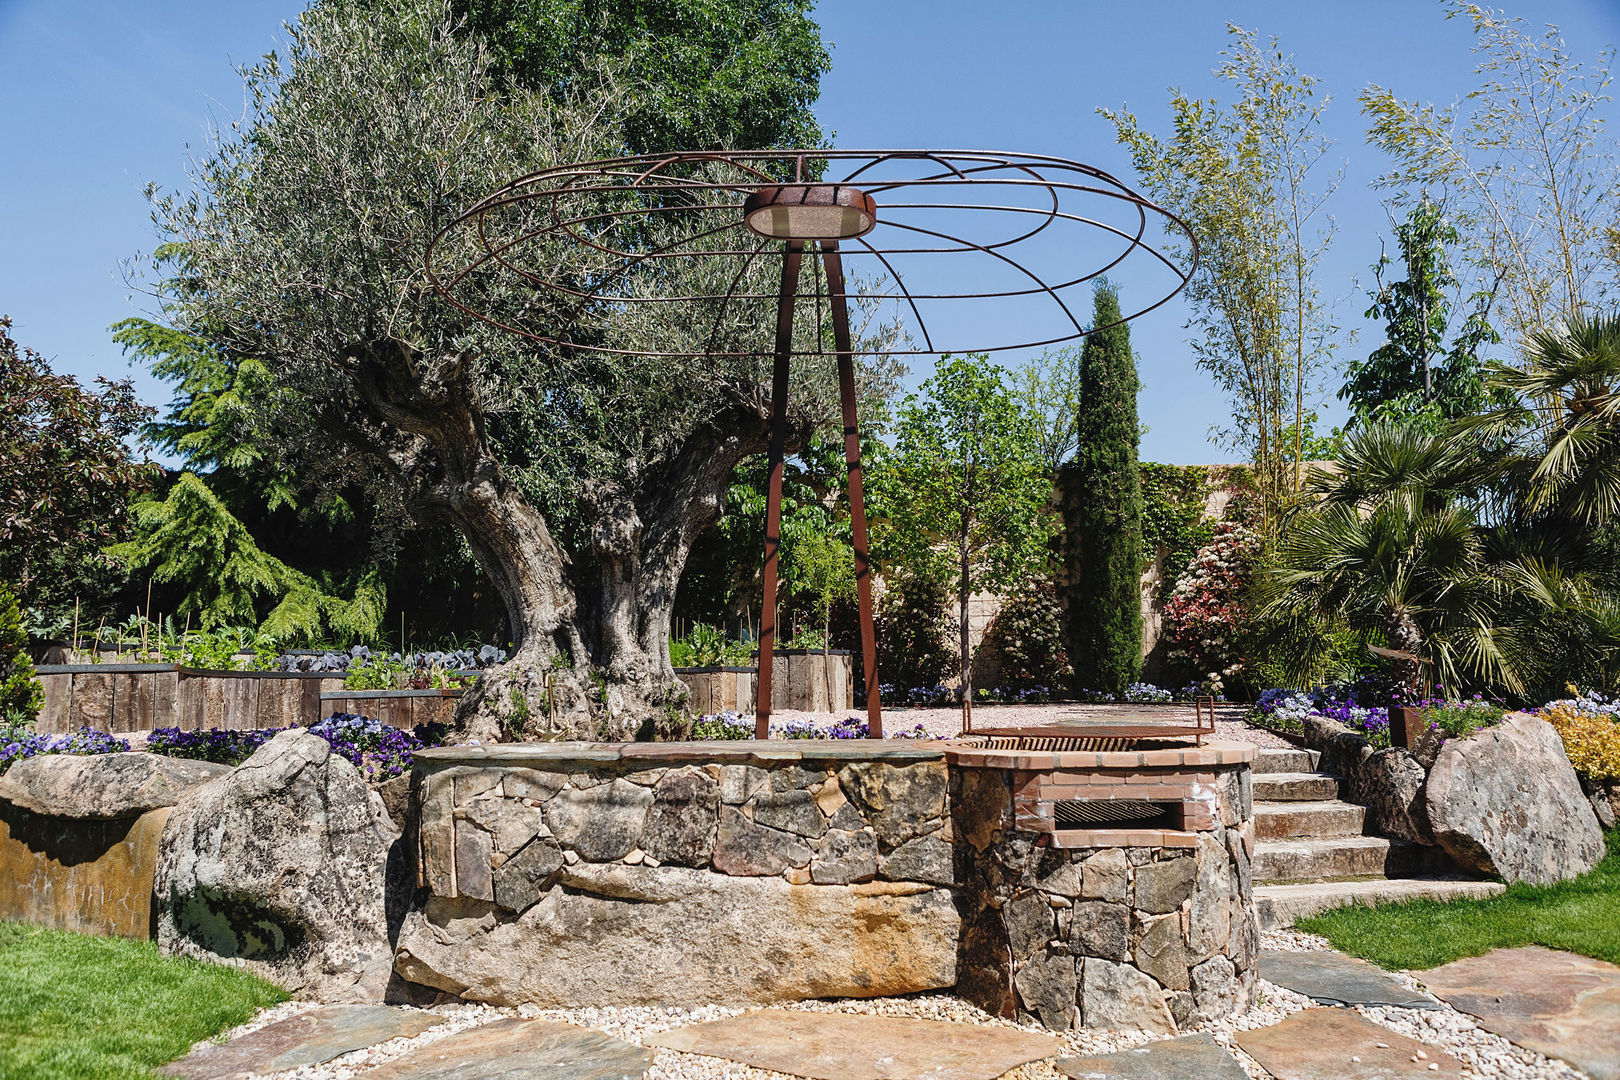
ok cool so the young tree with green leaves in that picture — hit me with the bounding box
[874,355,1054,718]
[1362,2,1618,343]
[0,582,43,726]
[1066,281,1144,697]
[1341,197,1503,430]
[1103,26,1340,523]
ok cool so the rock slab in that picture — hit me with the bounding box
[0,752,232,820]
[1424,715,1604,884]
[1420,946,1620,1080]
[646,1009,1061,1080]
[1236,1007,1464,1080]
[161,1005,441,1079]
[395,864,957,1006]
[155,730,401,1001]
[1259,949,1439,1009]
[361,1017,651,1080]
[1056,1034,1248,1080]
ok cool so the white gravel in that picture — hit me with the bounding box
[207,929,1576,1080]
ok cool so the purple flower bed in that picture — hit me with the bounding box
[0,726,129,774]
[687,711,941,740]
[143,713,448,780]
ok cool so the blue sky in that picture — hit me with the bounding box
[3,0,1618,464]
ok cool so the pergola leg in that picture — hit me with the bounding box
[755,242,803,738]
[821,242,883,739]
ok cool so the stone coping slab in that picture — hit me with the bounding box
[645,1008,1062,1080]
[1057,1033,1248,1080]
[1236,1007,1464,1080]
[1260,949,1440,1009]
[160,1005,442,1079]
[945,740,1256,771]
[415,741,947,770]
[361,1017,651,1080]
[0,752,233,820]
[1419,946,1620,1080]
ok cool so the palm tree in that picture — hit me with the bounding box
[1256,423,1598,697]
[1474,312,1620,526]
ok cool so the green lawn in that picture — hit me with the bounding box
[1299,828,1620,970]
[0,922,286,1080]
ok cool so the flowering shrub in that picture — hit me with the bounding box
[1420,700,1506,742]
[0,722,129,774]
[1540,691,1620,781]
[1161,521,1262,694]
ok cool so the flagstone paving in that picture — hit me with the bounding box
[1260,949,1440,1009]
[1419,947,1620,1080]
[645,1009,1063,1080]
[1055,1033,1248,1080]
[161,1004,443,1079]
[360,1017,652,1080]
[1235,1007,1464,1080]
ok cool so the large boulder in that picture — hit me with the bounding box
[1424,715,1604,885]
[1355,748,1434,845]
[0,752,232,819]
[155,730,401,1001]
[394,863,958,1006]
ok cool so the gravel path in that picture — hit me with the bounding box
[216,929,1576,1080]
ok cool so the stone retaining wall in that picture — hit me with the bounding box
[946,742,1258,1033]
[0,803,170,938]
[394,743,959,1006]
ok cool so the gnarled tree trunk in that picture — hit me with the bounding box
[338,338,781,741]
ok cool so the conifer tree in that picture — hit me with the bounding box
[1067,281,1144,695]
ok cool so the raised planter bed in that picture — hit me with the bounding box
[675,650,852,715]
[34,665,468,733]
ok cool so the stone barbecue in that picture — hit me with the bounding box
[946,736,1258,1032]
[394,731,1258,1035]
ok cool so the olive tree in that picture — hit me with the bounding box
[137,0,887,739]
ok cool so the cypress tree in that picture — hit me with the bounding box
[1067,280,1144,695]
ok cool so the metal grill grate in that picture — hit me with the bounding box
[1052,799,1173,827]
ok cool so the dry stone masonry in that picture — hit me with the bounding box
[394,743,960,1006]
[947,741,1259,1033]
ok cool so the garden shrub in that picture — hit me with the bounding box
[981,575,1071,689]
[1541,693,1620,781]
[0,582,42,726]
[870,571,956,693]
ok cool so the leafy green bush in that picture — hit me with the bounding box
[872,571,956,692]
[669,623,752,668]
[0,582,42,725]
[344,654,404,690]
[982,576,1071,688]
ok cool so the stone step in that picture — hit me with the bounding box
[1253,772,1341,802]
[1253,747,1320,775]
[1255,877,1508,929]
[1252,835,1453,884]
[1255,800,1367,840]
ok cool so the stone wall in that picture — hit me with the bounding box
[395,743,960,1006]
[947,742,1258,1033]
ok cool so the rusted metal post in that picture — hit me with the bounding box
[755,241,804,738]
[820,242,882,739]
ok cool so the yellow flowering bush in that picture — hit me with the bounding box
[1543,701,1620,782]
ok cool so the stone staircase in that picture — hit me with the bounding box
[1250,747,1504,928]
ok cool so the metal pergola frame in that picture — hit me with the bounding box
[426,149,1197,740]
